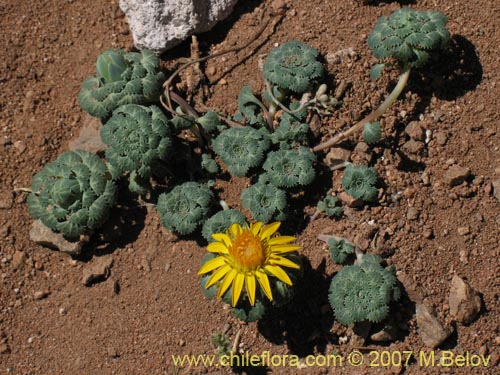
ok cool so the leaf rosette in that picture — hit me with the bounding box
[368,8,450,68]
[212,127,270,177]
[78,49,165,121]
[157,182,214,235]
[27,150,116,240]
[100,104,172,193]
[263,41,324,93]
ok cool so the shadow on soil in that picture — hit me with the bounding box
[257,257,335,356]
[77,190,147,261]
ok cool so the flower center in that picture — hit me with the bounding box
[229,230,266,270]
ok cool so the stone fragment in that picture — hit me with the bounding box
[403,139,425,154]
[12,251,26,270]
[119,0,239,54]
[449,275,482,325]
[82,256,114,286]
[29,220,86,255]
[325,147,351,168]
[443,165,470,186]
[338,191,363,208]
[0,191,13,209]
[416,303,453,348]
[406,207,419,221]
[370,319,399,342]
[68,114,106,154]
[457,226,470,236]
[434,131,448,146]
[492,179,500,202]
[405,121,425,141]
[34,290,50,300]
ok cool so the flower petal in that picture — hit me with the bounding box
[217,269,237,298]
[261,222,281,239]
[229,223,243,238]
[245,274,257,306]
[198,256,228,275]
[211,233,232,247]
[205,264,231,288]
[231,273,245,307]
[268,236,297,246]
[268,255,301,269]
[250,222,263,236]
[265,265,293,285]
[255,269,273,301]
[207,241,229,254]
[270,244,302,254]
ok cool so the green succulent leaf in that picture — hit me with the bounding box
[328,238,354,264]
[341,164,378,202]
[241,182,287,222]
[96,49,129,83]
[100,104,172,187]
[197,111,221,134]
[201,209,246,243]
[212,127,271,177]
[78,49,165,121]
[157,182,213,235]
[363,121,382,144]
[328,258,400,325]
[271,112,309,147]
[317,195,342,218]
[237,86,266,126]
[201,154,219,174]
[27,150,116,240]
[262,147,316,188]
[370,63,385,81]
[171,106,196,133]
[368,8,450,68]
[264,41,324,93]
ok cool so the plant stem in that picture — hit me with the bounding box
[313,68,411,153]
[219,200,230,211]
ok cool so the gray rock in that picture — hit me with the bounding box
[68,114,106,154]
[29,220,86,255]
[82,256,114,286]
[443,165,470,186]
[120,0,239,54]
[416,303,453,348]
[449,275,482,325]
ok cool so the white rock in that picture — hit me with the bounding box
[120,0,239,54]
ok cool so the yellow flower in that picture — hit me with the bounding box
[198,221,301,307]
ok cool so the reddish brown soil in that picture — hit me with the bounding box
[1,0,499,374]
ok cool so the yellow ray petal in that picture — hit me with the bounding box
[207,241,229,254]
[198,256,228,275]
[261,222,281,239]
[268,255,301,269]
[255,269,273,301]
[229,223,243,238]
[270,244,302,254]
[250,222,263,236]
[205,264,231,288]
[265,265,293,285]
[217,269,237,298]
[211,233,232,247]
[245,274,257,306]
[268,236,297,246]
[231,273,245,307]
